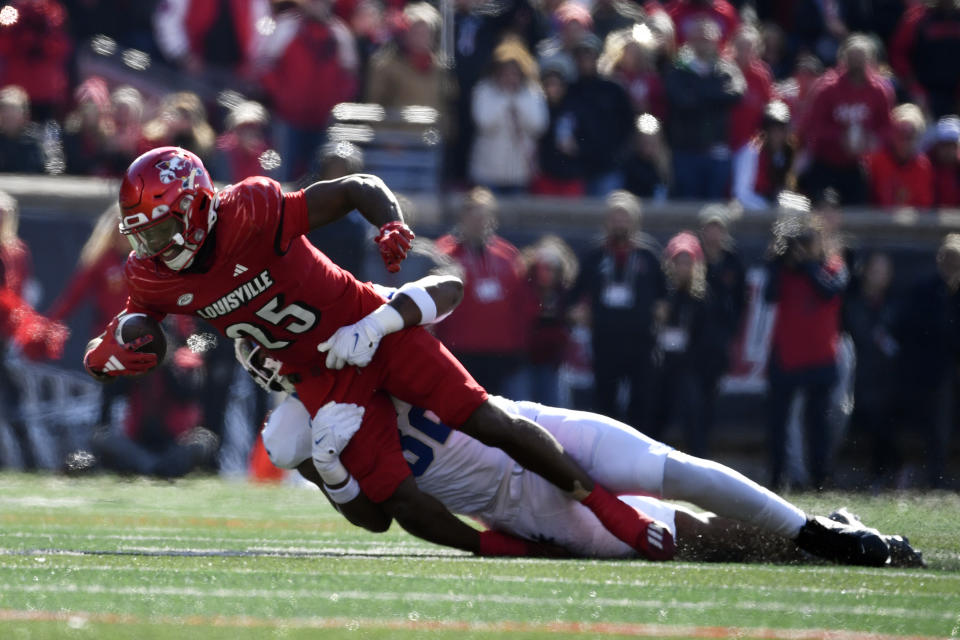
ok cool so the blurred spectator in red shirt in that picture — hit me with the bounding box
[520,234,578,406]
[664,0,740,47]
[141,91,216,162]
[103,85,146,175]
[469,37,548,194]
[865,103,934,209]
[0,85,46,173]
[599,24,667,119]
[798,34,893,205]
[435,187,537,397]
[154,0,270,76]
[212,100,278,183]
[0,0,71,120]
[733,100,796,210]
[727,24,774,153]
[927,114,960,208]
[62,76,113,176]
[257,0,358,181]
[623,113,671,201]
[890,0,960,119]
[47,206,130,427]
[764,194,848,490]
[664,18,745,199]
[366,2,448,111]
[775,53,823,133]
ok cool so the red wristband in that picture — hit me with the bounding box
[478,530,532,557]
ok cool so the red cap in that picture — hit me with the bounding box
[664,231,704,263]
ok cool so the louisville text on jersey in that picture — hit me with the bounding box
[196,269,275,320]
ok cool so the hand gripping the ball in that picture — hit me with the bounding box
[83,315,158,379]
[311,401,365,485]
[374,221,414,273]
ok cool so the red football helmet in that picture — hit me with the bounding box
[118,146,217,271]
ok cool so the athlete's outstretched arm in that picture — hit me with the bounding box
[303,174,403,230]
[303,174,414,274]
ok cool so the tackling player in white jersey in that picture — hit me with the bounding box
[237,278,923,566]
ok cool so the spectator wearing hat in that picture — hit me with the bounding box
[664,0,740,47]
[598,24,667,120]
[469,37,548,194]
[650,231,713,455]
[570,191,666,429]
[664,17,746,200]
[531,57,585,196]
[799,34,894,205]
[0,0,71,120]
[727,25,774,154]
[256,0,358,181]
[699,204,745,433]
[890,0,960,119]
[865,103,934,209]
[536,1,594,81]
[565,33,637,195]
[764,195,849,490]
[733,100,796,210]
[212,100,277,183]
[0,86,46,174]
[62,77,114,176]
[435,187,537,397]
[927,115,960,208]
[623,113,670,201]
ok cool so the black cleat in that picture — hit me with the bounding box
[796,515,890,567]
[829,508,926,568]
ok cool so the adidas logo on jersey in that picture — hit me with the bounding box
[102,355,125,372]
[233,264,248,277]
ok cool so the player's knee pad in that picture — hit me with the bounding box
[261,396,312,469]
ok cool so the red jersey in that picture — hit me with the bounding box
[930,157,960,207]
[665,0,740,46]
[124,176,384,372]
[122,176,487,502]
[804,68,894,168]
[865,147,934,209]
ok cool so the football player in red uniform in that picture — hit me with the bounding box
[82,146,674,559]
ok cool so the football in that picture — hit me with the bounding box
[114,313,167,362]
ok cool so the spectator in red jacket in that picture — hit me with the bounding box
[256,0,358,181]
[799,34,894,205]
[664,0,740,47]
[927,115,960,208]
[434,187,537,397]
[865,103,934,210]
[763,194,849,490]
[0,0,72,120]
[153,0,270,76]
[727,24,774,153]
[47,206,130,428]
[890,0,960,118]
[520,234,579,406]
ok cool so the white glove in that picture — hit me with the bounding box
[311,401,365,485]
[317,305,403,369]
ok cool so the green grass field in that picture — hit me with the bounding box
[0,473,958,640]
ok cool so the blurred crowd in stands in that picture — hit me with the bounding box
[1,0,959,490]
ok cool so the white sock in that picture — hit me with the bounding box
[662,451,807,539]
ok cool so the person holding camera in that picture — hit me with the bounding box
[763,193,849,491]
